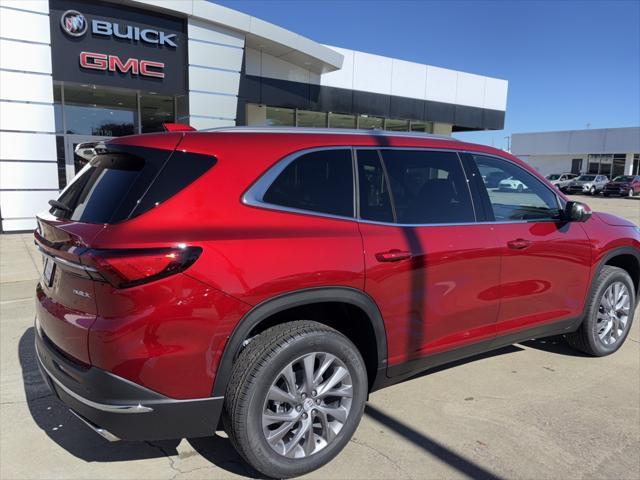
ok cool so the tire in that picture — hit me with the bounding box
[629,189,636,198]
[590,186,596,195]
[565,266,636,356]
[222,321,368,478]
[603,193,610,197]
[517,184,524,193]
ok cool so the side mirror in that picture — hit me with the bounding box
[564,201,592,222]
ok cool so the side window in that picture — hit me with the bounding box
[381,150,475,224]
[356,150,394,223]
[473,155,562,221]
[263,149,354,218]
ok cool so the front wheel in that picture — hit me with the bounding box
[223,321,367,478]
[590,186,596,195]
[565,266,636,356]
[629,188,636,197]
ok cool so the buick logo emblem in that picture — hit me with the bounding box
[61,10,87,37]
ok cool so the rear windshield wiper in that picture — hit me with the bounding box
[48,199,72,213]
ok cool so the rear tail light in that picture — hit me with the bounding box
[82,246,201,288]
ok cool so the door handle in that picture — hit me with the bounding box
[375,249,412,262]
[507,238,532,250]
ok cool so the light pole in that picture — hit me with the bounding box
[504,136,511,152]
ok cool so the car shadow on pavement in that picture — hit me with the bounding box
[521,335,589,357]
[19,327,181,462]
[18,327,264,477]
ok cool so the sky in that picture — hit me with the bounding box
[214,0,640,150]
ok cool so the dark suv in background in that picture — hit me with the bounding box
[34,128,639,478]
[603,175,640,197]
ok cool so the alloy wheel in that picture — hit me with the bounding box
[595,281,631,346]
[262,352,353,459]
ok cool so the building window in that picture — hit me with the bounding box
[140,93,176,133]
[410,121,434,133]
[612,154,626,178]
[358,115,384,130]
[266,106,295,126]
[329,113,356,129]
[385,118,409,131]
[61,83,137,136]
[296,110,327,128]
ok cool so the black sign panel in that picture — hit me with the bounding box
[50,0,187,94]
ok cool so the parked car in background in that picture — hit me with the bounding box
[483,170,511,188]
[565,174,609,195]
[498,176,528,192]
[546,173,578,191]
[603,175,640,197]
[34,128,639,478]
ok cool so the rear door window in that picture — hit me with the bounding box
[262,149,354,218]
[380,149,475,224]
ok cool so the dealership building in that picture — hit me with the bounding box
[512,127,640,178]
[0,0,508,232]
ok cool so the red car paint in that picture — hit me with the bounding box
[34,130,640,403]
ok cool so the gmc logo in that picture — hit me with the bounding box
[79,51,165,78]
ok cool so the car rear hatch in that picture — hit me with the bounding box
[34,133,214,365]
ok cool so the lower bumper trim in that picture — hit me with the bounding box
[68,409,121,442]
[36,343,153,414]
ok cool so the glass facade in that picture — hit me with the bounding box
[328,113,356,129]
[358,115,384,130]
[587,154,626,177]
[53,82,182,189]
[255,103,436,133]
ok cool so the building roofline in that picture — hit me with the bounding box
[118,0,344,73]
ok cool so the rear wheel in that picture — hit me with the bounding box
[223,321,367,478]
[629,188,636,197]
[565,266,636,356]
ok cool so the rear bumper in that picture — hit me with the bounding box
[35,317,223,441]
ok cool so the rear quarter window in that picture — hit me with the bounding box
[51,144,215,223]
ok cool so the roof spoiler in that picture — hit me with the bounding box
[162,123,196,132]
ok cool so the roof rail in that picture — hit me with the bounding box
[196,126,455,141]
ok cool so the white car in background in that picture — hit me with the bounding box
[498,176,528,192]
[546,173,578,191]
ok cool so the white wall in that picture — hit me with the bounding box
[186,18,245,129]
[0,1,56,232]
[512,127,640,156]
[244,45,508,112]
[521,155,586,177]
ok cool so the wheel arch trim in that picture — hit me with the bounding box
[211,287,388,397]
[595,246,640,293]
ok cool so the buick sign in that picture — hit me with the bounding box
[60,10,177,47]
[60,10,87,37]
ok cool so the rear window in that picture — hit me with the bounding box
[50,144,215,223]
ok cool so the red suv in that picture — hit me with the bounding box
[34,129,639,478]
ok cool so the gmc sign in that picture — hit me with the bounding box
[80,52,165,78]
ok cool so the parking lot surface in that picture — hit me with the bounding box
[1,195,638,480]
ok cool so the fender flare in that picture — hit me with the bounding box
[211,286,388,397]
[592,246,640,293]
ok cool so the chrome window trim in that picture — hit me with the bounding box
[242,146,357,222]
[242,146,565,227]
